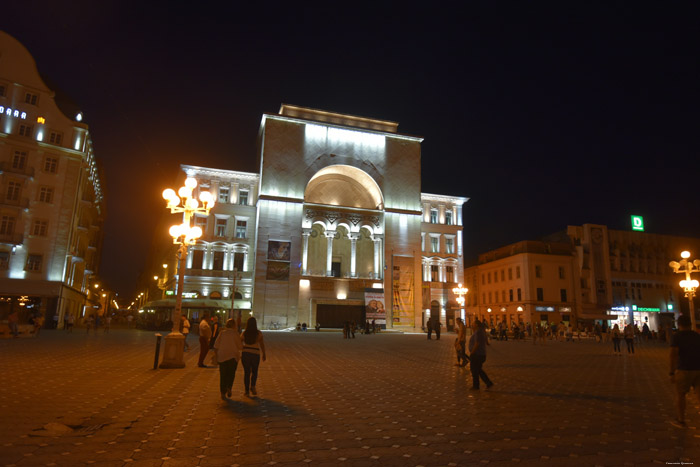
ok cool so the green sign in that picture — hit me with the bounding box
[631,215,644,231]
[637,307,660,312]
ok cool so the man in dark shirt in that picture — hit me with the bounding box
[669,315,700,428]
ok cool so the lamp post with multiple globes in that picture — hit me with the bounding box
[669,250,700,331]
[159,177,214,369]
[452,283,469,325]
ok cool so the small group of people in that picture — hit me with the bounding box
[343,321,356,339]
[180,313,267,401]
[426,320,442,340]
[453,318,494,390]
[610,323,637,355]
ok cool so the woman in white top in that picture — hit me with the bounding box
[214,318,242,400]
[241,317,266,396]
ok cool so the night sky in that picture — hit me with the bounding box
[3,3,699,300]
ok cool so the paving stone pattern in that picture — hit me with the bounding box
[0,330,698,466]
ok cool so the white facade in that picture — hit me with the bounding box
[0,31,104,327]
[147,105,468,330]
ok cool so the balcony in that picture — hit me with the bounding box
[0,233,24,245]
[0,195,29,210]
[0,161,35,179]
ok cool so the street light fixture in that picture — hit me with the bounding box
[159,176,214,369]
[669,250,700,331]
[452,283,468,323]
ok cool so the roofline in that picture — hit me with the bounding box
[261,113,424,142]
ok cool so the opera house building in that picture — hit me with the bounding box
[145,105,467,331]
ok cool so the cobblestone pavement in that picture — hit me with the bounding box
[1,329,698,466]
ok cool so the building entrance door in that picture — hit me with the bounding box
[317,304,365,328]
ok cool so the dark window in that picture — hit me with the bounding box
[558,266,565,279]
[0,216,15,235]
[517,288,522,301]
[191,250,204,269]
[239,190,249,205]
[445,211,452,225]
[235,220,247,238]
[18,124,33,137]
[12,151,27,170]
[24,93,38,105]
[0,251,8,269]
[6,181,21,201]
[26,254,42,271]
[213,251,224,270]
[536,288,544,301]
[233,252,244,271]
[32,220,48,236]
[509,289,514,301]
[430,265,439,282]
[535,265,542,278]
[560,289,567,302]
[49,131,63,145]
[44,157,58,173]
[445,266,454,282]
[215,218,227,237]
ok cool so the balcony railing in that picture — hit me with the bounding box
[0,233,24,245]
[0,161,35,178]
[0,195,29,210]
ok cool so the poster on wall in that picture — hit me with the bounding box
[364,289,386,325]
[268,240,291,261]
[266,261,290,281]
[392,256,415,326]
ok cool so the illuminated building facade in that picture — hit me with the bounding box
[146,105,467,330]
[465,223,700,331]
[0,32,104,327]
[143,166,259,320]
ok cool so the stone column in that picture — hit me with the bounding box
[302,229,312,275]
[349,233,359,278]
[242,249,249,272]
[372,234,383,279]
[325,231,336,276]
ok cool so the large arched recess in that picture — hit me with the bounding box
[304,165,384,210]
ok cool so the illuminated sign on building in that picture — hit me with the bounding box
[0,106,27,119]
[631,215,644,231]
[165,290,199,298]
[636,307,661,312]
[611,306,630,312]
[37,116,46,124]
[535,306,555,312]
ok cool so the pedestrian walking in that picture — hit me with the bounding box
[209,316,220,349]
[85,315,94,334]
[435,320,441,340]
[8,310,19,337]
[241,316,266,397]
[32,314,44,336]
[427,320,432,340]
[213,317,242,401]
[669,315,700,428]
[612,324,622,355]
[65,313,74,333]
[198,313,212,367]
[468,320,493,391]
[126,314,134,328]
[103,315,111,333]
[624,323,635,354]
[350,321,356,338]
[455,318,469,367]
[179,314,191,351]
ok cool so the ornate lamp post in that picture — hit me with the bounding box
[159,177,214,369]
[669,250,700,331]
[452,283,469,324]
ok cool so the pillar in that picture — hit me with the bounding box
[372,234,383,279]
[302,229,311,275]
[349,233,359,278]
[325,231,336,276]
